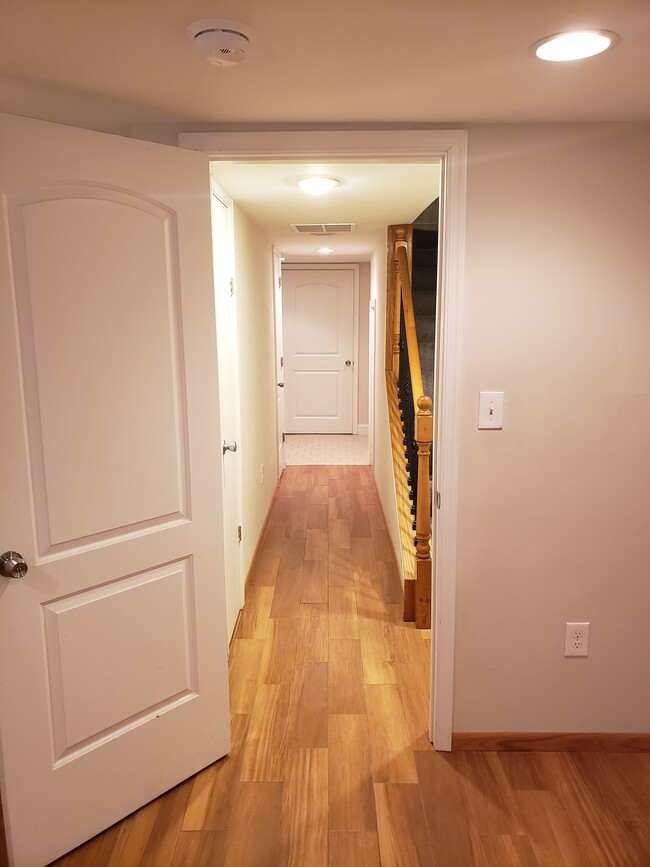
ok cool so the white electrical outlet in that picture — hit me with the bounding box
[565,622,590,657]
[260,463,264,485]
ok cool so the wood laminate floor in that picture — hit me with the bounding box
[52,466,650,866]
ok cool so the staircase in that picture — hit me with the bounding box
[412,201,439,411]
[385,225,433,628]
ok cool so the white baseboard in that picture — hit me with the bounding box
[357,424,369,436]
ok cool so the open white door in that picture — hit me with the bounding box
[0,113,230,867]
[273,249,286,474]
[211,183,244,640]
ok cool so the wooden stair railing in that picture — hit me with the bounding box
[385,225,433,629]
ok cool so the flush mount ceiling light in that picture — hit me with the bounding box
[316,247,335,254]
[531,30,619,62]
[298,177,340,195]
[187,18,256,66]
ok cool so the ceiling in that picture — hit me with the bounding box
[0,0,649,130]
[211,162,440,259]
[1,1,646,262]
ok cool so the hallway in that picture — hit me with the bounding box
[52,465,650,866]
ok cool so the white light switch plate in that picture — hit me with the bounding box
[478,391,504,429]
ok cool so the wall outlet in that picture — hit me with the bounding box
[260,463,264,485]
[565,622,589,657]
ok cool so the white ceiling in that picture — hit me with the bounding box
[0,0,648,129]
[211,162,440,259]
[1,1,646,261]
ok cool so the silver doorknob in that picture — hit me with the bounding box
[277,382,285,388]
[222,441,237,455]
[345,360,353,367]
[1,551,28,580]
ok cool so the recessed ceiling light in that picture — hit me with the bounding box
[532,30,619,62]
[316,247,335,254]
[298,177,340,195]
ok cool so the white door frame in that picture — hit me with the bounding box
[282,262,359,435]
[180,129,467,752]
[210,178,245,636]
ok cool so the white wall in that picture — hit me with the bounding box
[453,123,650,732]
[232,206,278,575]
[370,243,403,574]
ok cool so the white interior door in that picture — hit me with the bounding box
[273,250,286,473]
[282,265,356,434]
[0,113,230,867]
[211,185,244,640]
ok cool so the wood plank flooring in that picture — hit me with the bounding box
[52,465,650,866]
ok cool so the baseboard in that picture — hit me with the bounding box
[357,424,368,435]
[243,475,281,591]
[451,732,650,753]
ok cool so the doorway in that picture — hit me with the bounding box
[185,129,468,750]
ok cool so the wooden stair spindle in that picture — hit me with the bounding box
[414,395,433,629]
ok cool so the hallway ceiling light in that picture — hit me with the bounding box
[187,19,256,66]
[532,30,618,62]
[298,177,340,195]
[316,247,335,254]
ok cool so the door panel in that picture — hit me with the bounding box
[0,113,230,867]
[10,187,188,553]
[283,267,355,434]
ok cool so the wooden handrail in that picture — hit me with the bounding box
[387,225,433,629]
[396,244,424,413]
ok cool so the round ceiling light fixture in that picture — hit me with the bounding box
[316,247,335,254]
[187,18,256,66]
[298,177,340,195]
[531,30,619,62]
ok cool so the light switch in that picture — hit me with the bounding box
[478,391,504,429]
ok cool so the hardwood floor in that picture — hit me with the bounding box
[52,465,650,866]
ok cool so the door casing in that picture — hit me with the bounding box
[180,129,468,751]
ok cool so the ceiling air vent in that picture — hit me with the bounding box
[290,223,356,234]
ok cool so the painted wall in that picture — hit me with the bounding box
[232,206,278,576]
[369,242,403,573]
[10,102,647,732]
[453,123,650,732]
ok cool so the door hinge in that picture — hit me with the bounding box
[280,356,284,368]
[229,278,235,296]
[237,525,242,542]
[282,432,286,443]
[435,491,441,509]
[278,276,282,289]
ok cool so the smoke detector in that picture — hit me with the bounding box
[187,18,256,67]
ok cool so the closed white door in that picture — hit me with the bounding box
[273,251,286,472]
[211,186,244,640]
[0,113,230,867]
[282,266,356,434]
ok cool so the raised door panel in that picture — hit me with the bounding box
[9,187,189,556]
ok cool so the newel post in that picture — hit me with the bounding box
[414,394,433,629]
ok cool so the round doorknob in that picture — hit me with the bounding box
[0,551,28,580]
[277,382,285,387]
[345,360,352,367]
[222,441,237,455]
